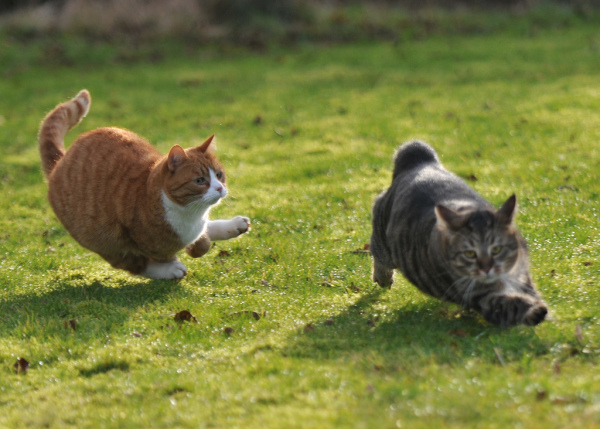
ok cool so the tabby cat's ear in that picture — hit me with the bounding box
[435,204,467,231]
[497,194,517,226]
[197,134,216,154]
[167,145,188,172]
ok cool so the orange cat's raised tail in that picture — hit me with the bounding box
[39,89,91,178]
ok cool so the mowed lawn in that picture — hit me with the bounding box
[1,22,600,428]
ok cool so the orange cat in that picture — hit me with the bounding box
[39,89,250,279]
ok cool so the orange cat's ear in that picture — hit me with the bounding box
[197,134,216,154]
[167,145,187,172]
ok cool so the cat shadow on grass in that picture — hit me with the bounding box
[0,275,181,337]
[282,286,549,366]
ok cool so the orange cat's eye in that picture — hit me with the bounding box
[194,177,207,185]
[464,250,476,259]
[491,246,503,255]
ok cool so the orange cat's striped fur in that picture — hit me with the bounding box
[39,90,250,279]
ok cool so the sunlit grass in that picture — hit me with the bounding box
[1,21,600,428]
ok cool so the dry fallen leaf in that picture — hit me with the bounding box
[63,319,78,331]
[14,358,29,374]
[304,323,315,332]
[576,325,583,345]
[223,327,234,335]
[260,279,277,289]
[351,244,371,254]
[229,310,263,321]
[174,310,197,323]
[448,329,468,337]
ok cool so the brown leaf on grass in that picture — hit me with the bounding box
[584,261,593,266]
[304,323,315,332]
[229,310,263,321]
[351,244,371,254]
[178,77,202,87]
[174,310,197,323]
[448,329,468,337]
[554,360,561,374]
[218,250,231,257]
[324,319,334,326]
[536,390,547,401]
[133,332,142,338]
[261,279,278,289]
[576,325,583,345]
[552,396,586,405]
[14,358,29,374]
[64,319,78,331]
[224,327,234,335]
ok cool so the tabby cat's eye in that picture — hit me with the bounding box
[491,245,503,255]
[194,177,207,185]
[464,250,476,259]
[216,171,223,180]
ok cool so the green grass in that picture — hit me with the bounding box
[1,21,600,428]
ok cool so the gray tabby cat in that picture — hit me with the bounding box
[370,141,547,326]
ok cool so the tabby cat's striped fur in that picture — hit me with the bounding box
[370,141,547,326]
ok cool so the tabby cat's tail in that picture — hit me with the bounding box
[392,140,440,179]
[38,89,91,178]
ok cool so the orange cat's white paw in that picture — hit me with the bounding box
[233,216,250,235]
[206,217,251,240]
[142,260,188,280]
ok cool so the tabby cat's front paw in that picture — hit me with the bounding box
[522,303,548,326]
[373,262,394,288]
[482,294,547,327]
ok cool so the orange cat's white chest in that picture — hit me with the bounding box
[161,169,226,245]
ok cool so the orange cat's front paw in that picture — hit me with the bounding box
[233,216,251,235]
